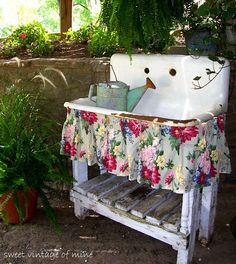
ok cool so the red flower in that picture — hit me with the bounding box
[171,126,198,143]
[150,167,160,186]
[128,120,141,137]
[141,166,152,179]
[70,144,77,157]
[198,171,207,185]
[210,161,217,178]
[217,115,224,133]
[19,32,27,38]
[165,171,174,185]
[120,162,129,173]
[80,111,97,125]
[64,142,71,153]
[103,154,117,171]
[81,111,89,120]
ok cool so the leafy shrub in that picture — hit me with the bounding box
[87,27,119,57]
[0,89,71,231]
[65,24,95,44]
[0,21,54,58]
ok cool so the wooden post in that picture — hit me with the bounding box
[60,0,72,39]
[198,180,218,245]
[71,160,89,219]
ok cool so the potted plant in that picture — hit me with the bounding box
[180,0,236,57]
[0,89,70,232]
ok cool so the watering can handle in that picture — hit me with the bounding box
[105,63,118,86]
[88,84,96,102]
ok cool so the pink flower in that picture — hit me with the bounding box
[64,124,74,143]
[79,150,86,158]
[101,140,108,158]
[140,146,156,167]
[64,142,71,153]
[103,154,117,171]
[19,32,27,38]
[217,115,224,133]
[165,171,174,185]
[171,126,198,143]
[200,150,211,174]
[70,144,77,157]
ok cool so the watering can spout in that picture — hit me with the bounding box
[127,77,156,112]
[146,77,156,89]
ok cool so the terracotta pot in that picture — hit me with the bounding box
[0,188,38,224]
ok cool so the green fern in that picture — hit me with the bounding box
[100,0,187,52]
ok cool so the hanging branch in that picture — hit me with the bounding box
[192,59,230,90]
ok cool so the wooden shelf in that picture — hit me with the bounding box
[71,173,184,238]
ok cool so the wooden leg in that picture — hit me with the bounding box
[198,181,218,245]
[71,160,89,219]
[177,188,201,264]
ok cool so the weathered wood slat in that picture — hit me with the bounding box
[100,180,141,206]
[87,176,128,201]
[130,189,171,218]
[76,173,115,195]
[115,185,156,212]
[162,205,182,232]
[146,194,182,226]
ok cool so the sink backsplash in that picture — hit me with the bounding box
[110,54,230,120]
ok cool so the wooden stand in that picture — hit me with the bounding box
[70,161,212,264]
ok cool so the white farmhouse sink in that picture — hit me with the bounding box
[65,54,230,122]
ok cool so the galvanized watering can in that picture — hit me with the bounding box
[88,64,156,112]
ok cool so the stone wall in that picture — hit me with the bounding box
[0,58,108,125]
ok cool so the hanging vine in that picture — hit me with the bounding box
[100,0,189,53]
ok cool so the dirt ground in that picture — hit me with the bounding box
[0,178,236,264]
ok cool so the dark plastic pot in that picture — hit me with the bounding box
[185,29,217,55]
[0,188,38,224]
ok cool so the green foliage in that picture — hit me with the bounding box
[37,0,60,32]
[65,25,119,57]
[65,24,95,43]
[100,0,186,53]
[0,21,54,58]
[73,0,93,28]
[0,89,71,231]
[87,27,119,57]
